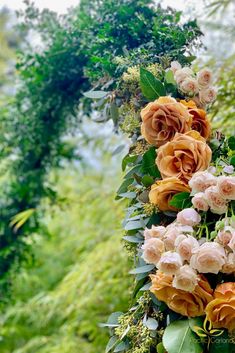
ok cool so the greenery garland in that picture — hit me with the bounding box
[86,57,235,352]
[0,0,202,295]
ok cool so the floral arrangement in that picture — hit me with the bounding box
[86,59,235,352]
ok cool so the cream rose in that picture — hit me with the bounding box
[180,78,199,96]
[163,227,181,251]
[197,68,213,88]
[156,131,212,182]
[189,171,217,194]
[170,61,182,74]
[205,186,228,215]
[142,238,165,265]
[172,265,199,292]
[192,192,209,212]
[199,87,217,104]
[228,232,235,252]
[174,67,194,85]
[157,251,182,275]
[175,235,199,262]
[140,96,192,147]
[143,225,166,240]
[217,176,235,200]
[190,242,226,274]
[177,208,201,226]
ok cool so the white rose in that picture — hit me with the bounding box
[180,78,199,96]
[142,238,165,265]
[170,61,182,74]
[216,226,234,247]
[174,67,194,85]
[157,251,183,275]
[172,265,199,292]
[163,227,181,251]
[190,242,226,274]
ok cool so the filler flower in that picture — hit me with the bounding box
[205,282,235,332]
[149,177,190,211]
[156,131,212,182]
[140,96,192,147]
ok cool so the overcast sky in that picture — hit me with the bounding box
[1,0,203,14]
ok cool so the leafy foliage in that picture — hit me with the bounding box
[0,0,203,291]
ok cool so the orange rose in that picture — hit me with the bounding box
[206,282,235,332]
[149,177,190,211]
[180,100,211,140]
[140,97,192,147]
[150,271,213,317]
[156,131,212,182]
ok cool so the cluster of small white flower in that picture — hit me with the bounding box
[170,61,217,106]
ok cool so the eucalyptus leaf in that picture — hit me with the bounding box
[129,264,155,274]
[114,340,129,352]
[122,235,143,243]
[105,336,118,353]
[143,317,158,330]
[83,90,108,99]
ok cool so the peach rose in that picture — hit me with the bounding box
[156,131,212,182]
[190,242,226,274]
[217,176,235,200]
[180,78,199,96]
[172,265,199,292]
[180,100,211,140]
[143,225,166,240]
[175,235,199,262]
[205,186,228,215]
[216,226,234,246]
[142,238,165,265]
[157,251,182,275]
[177,208,201,226]
[192,192,209,212]
[150,271,213,317]
[189,171,217,194]
[221,253,235,274]
[199,87,217,105]
[140,97,192,147]
[163,227,181,251]
[206,282,235,332]
[197,68,213,88]
[149,177,190,212]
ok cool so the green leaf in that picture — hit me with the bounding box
[122,235,143,243]
[124,220,144,231]
[141,147,161,178]
[118,192,136,199]
[129,264,155,274]
[229,155,235,166]
[143,317,158,330]
[114,341,129,352]
[208,331,233,353]
[140,68,166,100]
[122,154,138,171]
[169,192,192,209]
[10,208,35,232]
[116,178,134,196]
[165,70,176,85]
[163,319,203,353]
[100,312,123,328]
[142,175,154,187]
[112,144,125,156]
[228,136,235,150]
[157,342,166,353]
[83,90,108,99]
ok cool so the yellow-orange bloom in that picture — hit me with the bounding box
[150,271,213,317]
[149,177,190,211]
[180,100,211,140]
[156,131,212,183]
[206,282,235,332]
[141,97,192,147]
